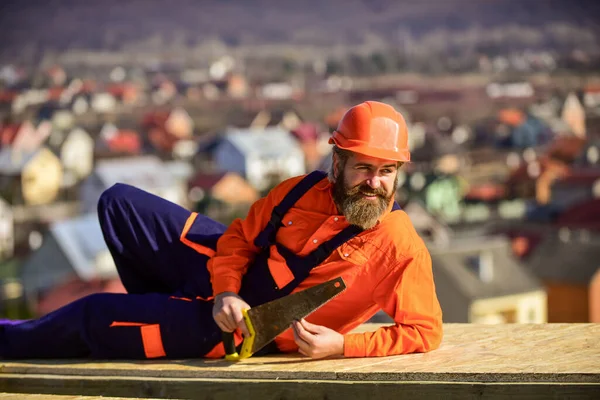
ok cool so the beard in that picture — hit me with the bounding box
[332,173,397,230]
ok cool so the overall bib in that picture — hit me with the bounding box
[0,171,399,359]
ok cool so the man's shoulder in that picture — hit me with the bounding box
[269,172,327,199]
[375,209,428,258]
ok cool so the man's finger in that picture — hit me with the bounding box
[293,320,314,344]
[232,307,250,337]
[221,308,238,332]
[215,317,232,332]
[216,314,235,332]
[297,347,308,357]
[292,325,310,355]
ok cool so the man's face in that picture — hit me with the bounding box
[332,152,399,230]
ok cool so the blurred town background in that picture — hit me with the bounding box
[0,0,599,325]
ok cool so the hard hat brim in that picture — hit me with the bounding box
[329,135,411,162]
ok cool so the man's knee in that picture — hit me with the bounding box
[98,183,136,213]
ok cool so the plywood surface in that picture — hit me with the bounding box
[1,324,599,384]
[0,394,159,400]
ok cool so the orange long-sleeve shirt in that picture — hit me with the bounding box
[205,174,443,357]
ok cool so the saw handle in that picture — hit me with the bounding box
[222,331,239,360]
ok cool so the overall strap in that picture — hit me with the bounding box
[275,224,363,269]
[278,201,402,270]
[254,170,327,248]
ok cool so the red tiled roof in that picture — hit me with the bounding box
[506,156,567,185]
[0,90,17,102]
[498,108,526,127]
[545,136,586,163]
[465,182,507,202]
[0,124,21,146]
[47,87,64,101]
[106,130,141,154]
[148,127,178,152]
[554,168,600,186]
[142,111,170,129]
[291,123,319,142]
[555,199,600,231]
[189,171,228,190]
[36,276,126,316]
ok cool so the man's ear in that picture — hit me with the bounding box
[332,153,340,180]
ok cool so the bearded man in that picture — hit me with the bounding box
[1,101,442,360]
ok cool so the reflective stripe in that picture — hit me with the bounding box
[180,212,216,257]
[109,321,145,327]
[109,321,166,359]
[141,324,167,359]
[169,296,192,302]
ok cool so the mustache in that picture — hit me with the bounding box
[346,184,387,198]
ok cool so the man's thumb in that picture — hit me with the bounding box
[300,318,321,333]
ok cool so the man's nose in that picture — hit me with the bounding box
[366,175,381,189]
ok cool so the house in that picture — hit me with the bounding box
[51,109,75,131]
[546,168,600,210]
[0,147,63,206]
[90,92,117,113]
[524,228,600,322]
[583,84,600,112]
[164,107,194,139]
[11,120,52,153]
[555,199,600,231]
[188,171,259,224]
[79,156,188,213]
[574,138,600,167]
[561,92,586,138]
[429,234,546,324]
[200,127,306,191]
[20,213,125,316]
[48,127,95,187]
[0,121,36,147]
[290,123,325,171]
[226,74,249,98]
[0,196,14,260]
[142,108,193,153]
[495,109,552,148]
[506,156,569,204]
[95,124,142,157]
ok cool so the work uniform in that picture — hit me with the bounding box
[0,169,442,360]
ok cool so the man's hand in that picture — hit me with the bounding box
[212,292,251,337]
[292,319,344,359]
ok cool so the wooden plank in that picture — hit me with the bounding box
[0,393,156,400]
[0,374,598,400]
[0,324,599,399]
[1,324,597,383]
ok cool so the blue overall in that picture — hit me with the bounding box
[0,171,400,359]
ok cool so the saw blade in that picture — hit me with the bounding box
[245,276,346,356]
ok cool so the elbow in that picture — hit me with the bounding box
[418,317,444,352]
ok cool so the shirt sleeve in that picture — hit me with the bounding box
[343,248,443,357]
[207,177,302,295]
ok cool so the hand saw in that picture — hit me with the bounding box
[222,276,346,361]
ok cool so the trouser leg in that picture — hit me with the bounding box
[1,292,220,359]
[97,183,226,298]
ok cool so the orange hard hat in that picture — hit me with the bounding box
[329,101,410,162]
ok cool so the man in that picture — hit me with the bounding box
[0,101,442,360]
